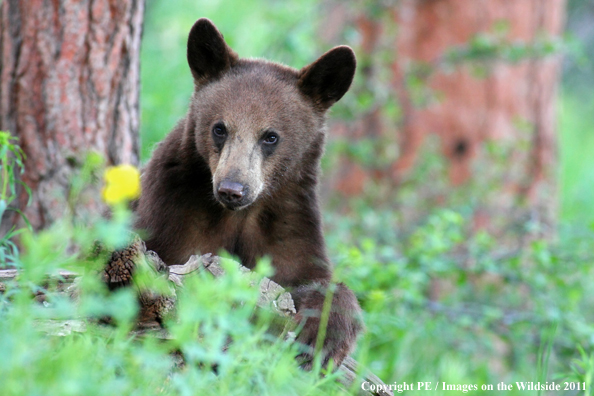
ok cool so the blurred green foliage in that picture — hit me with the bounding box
[325,208,594,394]
[558,95,594,231]
[0,153,346,396]
[2,144,594,395]
[2,162,594,394]
[0,131,29,266]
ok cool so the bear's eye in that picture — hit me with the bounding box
[263,133,279,145]
[212,123,227,138]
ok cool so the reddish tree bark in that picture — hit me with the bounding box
[0,0,144,230]
[390,0,566,237]
[334,13,384,196]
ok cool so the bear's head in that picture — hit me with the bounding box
[186,18,356,211]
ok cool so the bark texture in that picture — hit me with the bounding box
[334,12,385,196]
[0,0,144,230]
[391,0,566,237]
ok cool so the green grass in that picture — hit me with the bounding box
[4,200,593,395]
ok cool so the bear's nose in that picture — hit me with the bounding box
[217,180,245,203]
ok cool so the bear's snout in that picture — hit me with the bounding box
[215,180,250,210]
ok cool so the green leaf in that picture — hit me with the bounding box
[0,199,6,220]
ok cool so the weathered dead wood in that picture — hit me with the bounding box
[0,269,78,282]
[0,245,394,396]
[0,268,78,295]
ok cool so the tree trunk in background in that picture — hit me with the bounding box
[333,12,384,196]
[390,0,565,240]
[0,0,144,231]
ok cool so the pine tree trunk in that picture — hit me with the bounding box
[0,0,144,231]
[391,0,566,240]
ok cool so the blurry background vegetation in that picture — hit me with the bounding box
[560,0,594,230]
[141,0,594,232]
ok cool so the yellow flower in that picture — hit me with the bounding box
[102,164,141,205]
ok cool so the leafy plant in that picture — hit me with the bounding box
[0,131,31,267]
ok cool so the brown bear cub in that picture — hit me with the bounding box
[135,18,363,368]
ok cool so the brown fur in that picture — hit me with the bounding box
[135,18,363,367]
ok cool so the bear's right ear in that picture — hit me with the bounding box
[187,18,238,84]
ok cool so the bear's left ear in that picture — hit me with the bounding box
[298,46,356,111]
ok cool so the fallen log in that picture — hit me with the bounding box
[0,240,394,396]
